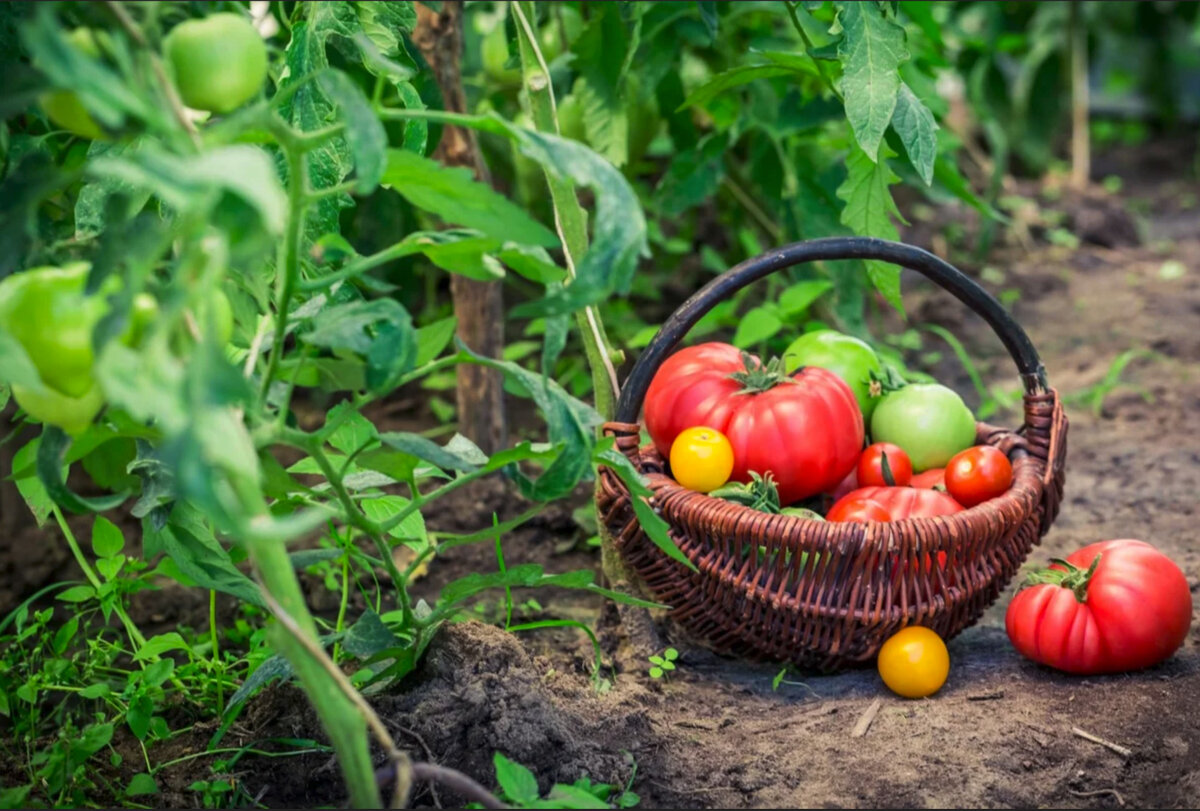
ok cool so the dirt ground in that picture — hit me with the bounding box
[4,142,1200,809]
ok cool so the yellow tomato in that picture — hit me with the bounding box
[669,427,734,493]
[877,626,949,699]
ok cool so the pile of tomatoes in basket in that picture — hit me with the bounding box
[646,331,1013,521]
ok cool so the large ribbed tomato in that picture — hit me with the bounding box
[643,342,863,505]
[1006,540,1192,674]
[829,486,963,519]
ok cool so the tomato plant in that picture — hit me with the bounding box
[857,442,913,487]
[870,384,977,472]
[644,343,863,505]
[944,446,1013,507]
[1006,540,1192,674]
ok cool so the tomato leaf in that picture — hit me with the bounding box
[836,143,905,315]
[732,305,783,348]
[414,316,458,366]
[890,82,938,185]
[150,503,263,607]
[317,70,387,194]
[836,1,909,161]
[36,427,128,515]
[382,149,558,247]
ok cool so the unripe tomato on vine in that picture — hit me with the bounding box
[164,12,268,114]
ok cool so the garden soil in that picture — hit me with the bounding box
[5,143,1200,809]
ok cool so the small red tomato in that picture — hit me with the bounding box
[857,442,913,487]
[911,468,945,490]
[944,446,1013,507]
[827,498,891,523]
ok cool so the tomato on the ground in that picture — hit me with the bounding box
[826,498,891,523]
[669,426,734,493]
[944,445,1013,507]
[857,442,913,487]
[644,343,863,505]
[164,13,268,114]
[870,383,976,472]
[877,626,950,698]
[829,486,962,520]
[1005,540,1192,674]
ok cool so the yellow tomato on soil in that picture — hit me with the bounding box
[877,626,949,699]
[669,426,734,493]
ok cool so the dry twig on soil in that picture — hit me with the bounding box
[850,698,883,738]
[1071,726,1133,758]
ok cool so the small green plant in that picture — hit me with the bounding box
[1063,349,1161,416]
[484,752,639,810]
[647,648,679,681]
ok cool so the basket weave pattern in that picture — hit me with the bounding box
[597,391,1068,670]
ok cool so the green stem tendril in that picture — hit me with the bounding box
[1023,554,1102,603]
[728,353,796,394]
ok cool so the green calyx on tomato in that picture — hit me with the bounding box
[1023,555,1101,603]
[710,470,781,513]
[164,13,267,114]
[870,383,976,472]
[783,330,888,422]
[38,28,107,140]
[727,353,794,394]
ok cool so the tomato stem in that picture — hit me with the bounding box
[1023,553,1102,603]
[728,353,796,394]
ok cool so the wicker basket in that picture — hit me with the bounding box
[597,237,1068,670]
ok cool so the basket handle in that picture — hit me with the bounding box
[614,237,1048,424]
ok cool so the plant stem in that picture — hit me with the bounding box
[209,590,223,716]
[784,2,845,103]
[334,539,351,663]
[259,115,307,408]
[513,0,620,421]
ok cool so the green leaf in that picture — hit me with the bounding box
[732,306,783,348]
[12,437,54,526]
[779,280,834,316]
[151,504,264,607]
[57,585,96,603]
[572,5,632,166]
[891,82,938,185]
[52,616,78,654]
[125,774,159,797]
[836,143,905,314]
[341,610,397,660]
[836,1,909,160]
[360,495,427,542]
[301,299,416,393]
[317,70,387,194]
[80,682,109,699]
[494,753,540,805]
[394,111,648,318]
[655,134,727,217]
[545,784,611,809]
[679,64,803,111]
[377,431,479,473]
[496,246,567,285]
[382,149,557,247]
[415,316,458,366]
[420,236,506,280]
[133,631,189,662]
[88,144,287,234]
[353,2,416,57]
[227,654,293,711]
[324,402,378,456]
[91,516,124,558]
[36,427,128,515]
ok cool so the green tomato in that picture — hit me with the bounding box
[784,330,884,421]
[870,384,977,472]
[482,24,521,87]
[164,13,267,114]
[11,383,104,437]
[123,293,159,347]
[38,29,106,139]
[0,263,109,399]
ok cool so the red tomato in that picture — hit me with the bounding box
[944,446,1013,507]
[911,468,945,489]
[830,486,962,519]
[857,442,913,487]
[1006,540,1192,674]
[644,343,863,504]
[826,498,891,523]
